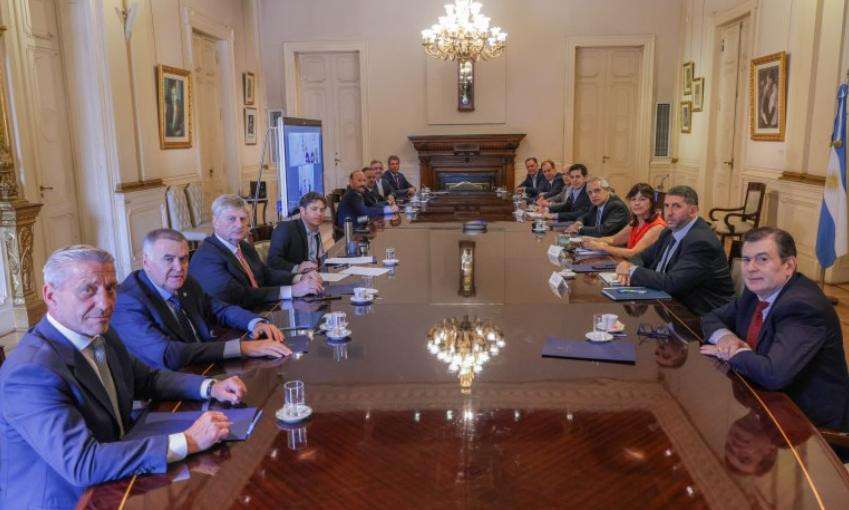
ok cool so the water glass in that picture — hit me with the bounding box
[357,242,369,256]
[386,247,396,260]
[325,311,347,330]
[284,380,306,417]
[287,426,308,451]
[593,313,608,334]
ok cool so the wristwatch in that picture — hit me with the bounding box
[205,379,216,399]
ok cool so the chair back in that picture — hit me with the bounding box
[728,239,746,296]
[253,240,271,263]
[184,182,210,227]
[743,182,766,224]
[327,190,344,239]
[166,186,193,231]
[653,191,666,213]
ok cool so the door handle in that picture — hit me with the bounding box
[39,185,54,191]
[723,159,734,169]
[208,168,214,177]
[602,155,610,163]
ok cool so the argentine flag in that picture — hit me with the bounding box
[816,83,848,269]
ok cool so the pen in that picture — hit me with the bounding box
[301,295,342,302]
[619,289,648,294]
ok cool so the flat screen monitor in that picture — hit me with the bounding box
[277,117,324,218]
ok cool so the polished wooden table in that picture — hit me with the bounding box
[411,191,515,222]
[80,217,849,509]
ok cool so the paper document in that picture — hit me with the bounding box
[324,256,375,265]
[319,272,349,283]
[340,266,391,277]
[573,248,608,257]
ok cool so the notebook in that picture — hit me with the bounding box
[542,337,636,365]
[125,407,262,442]
[601,287,672,301]
[598,272,622,286]
[572,261,618,273]
[284,334,310,354]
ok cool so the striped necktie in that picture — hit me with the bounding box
[235,246,259,288]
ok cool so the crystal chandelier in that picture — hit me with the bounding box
[420,1,507,62]
[426,315,505,392]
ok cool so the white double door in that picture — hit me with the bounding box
[573,47,642,195]
[295,51,363,191]
[192,32,226,208]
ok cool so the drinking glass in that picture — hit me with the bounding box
[386,247,396,261]
[593,313,608,334]
[284,380,306,417]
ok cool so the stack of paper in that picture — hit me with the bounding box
[324,256,375,265]
[340,266,391,277]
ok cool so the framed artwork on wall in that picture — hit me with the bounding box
[156,65,192,149]
[750,51,788,141]
[245,107,257,145]
[243,72,256,105]
[692,77,704,112]
[682,62,694,95]
[680,101,692,133]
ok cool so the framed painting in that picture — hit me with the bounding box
[682,62,694,96]
[750,51,787,141]
[267,109,284,162]
[692,77,704,112]
[680,101,692,134]
[243,72,255,105]
[156,65,192,149]
[245,107,258,145]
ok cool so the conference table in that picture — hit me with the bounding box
[80,203,849,509]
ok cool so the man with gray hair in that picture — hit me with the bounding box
[557,176,628,236]
[189,194,323,308]
[616,185,734,316]
[0,245,247,509]
[112,228,291,370]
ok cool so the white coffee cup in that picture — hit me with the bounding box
[353,287,369,300]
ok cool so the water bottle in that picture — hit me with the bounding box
[344,218,357,256]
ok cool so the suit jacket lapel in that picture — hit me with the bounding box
[103,331,131,429]
[34,320,123,434]
[295,219,309,259]
[138,271,195,343]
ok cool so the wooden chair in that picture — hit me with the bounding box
[653,191,666,213]
[727,239,745,297]
[709,182,766,245]
[327,189,344,240]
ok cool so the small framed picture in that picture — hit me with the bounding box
[750,51,788,141]
[245,107,257,145]
[156,65,192,149]
[680,101,692,134]
[682,62,694,96]
[267,109,284,162]
[243,72,255,105]
[692,77,704,112]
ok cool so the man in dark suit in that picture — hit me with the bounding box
[559,177,628,236]
[0,245,246,509]
[515,157,542,195]
[337,169,398,228]
[541,163,591,221]
[189,195,323,309]
[363,167,395,207]
[615,185,734,316]
[113,229,290,370]
[267,192,327,271]
[534,160,564,199]
[369,159,391,199]
[381,155,415,198]
[701,227,849,432]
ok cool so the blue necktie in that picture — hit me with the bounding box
[168,295,199,342]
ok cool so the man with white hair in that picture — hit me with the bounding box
[113,228,291,370]
[0,245,247,509]
[558,176,628,236]
[189,194,323,308]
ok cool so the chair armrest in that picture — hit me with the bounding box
[708,206,745,221]
[819,427,849,449]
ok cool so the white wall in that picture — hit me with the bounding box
[260,0,682,187]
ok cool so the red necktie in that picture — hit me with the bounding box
[745,301,769,349]
[235,246,259,288]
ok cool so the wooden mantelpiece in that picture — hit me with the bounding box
[409,134,526,190]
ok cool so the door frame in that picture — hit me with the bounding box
[701,1,757,210]
[180,7,242,193]
[283,41,370,172]
[563,35,655,182]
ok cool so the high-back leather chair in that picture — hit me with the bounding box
[327,189,344,240]
[709,182,766,245]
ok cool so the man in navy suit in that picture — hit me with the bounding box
[559,177,628,236]
[0,245,247,509]
[515,157,542,195]
[615,185,734,316]
[701,227,849,432]
[337,169,398,228]
[540,163,591,221]
[381,155,415,198]
[268,192,328,271]
[534,160,564,199]
[189,195,323,309]
[364,167,395,207]
[113,229,290,370]
[370,159,392,199]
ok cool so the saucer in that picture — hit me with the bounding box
[586,331,614,342]
[326,328,352,340]
[532,227,548,233]
[383,258,399,266]
[350,295,373,305]
[275,405,313,424]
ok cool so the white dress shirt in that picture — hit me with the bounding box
[706,284,786,350]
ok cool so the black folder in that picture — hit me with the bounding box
[125,407,262,442]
